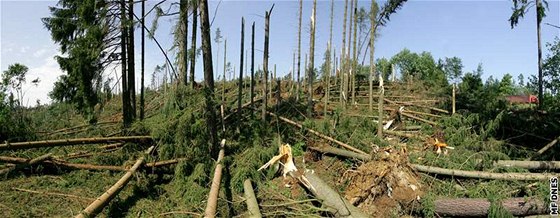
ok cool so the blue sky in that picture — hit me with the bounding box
[1,0,559,106]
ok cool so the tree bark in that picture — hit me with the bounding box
[340,0,348,109]
[413,164,558,181]
[204,139,226,218]
[528,136,559,160]
[536,0,543,109]
[189,0,198,88]
[250,22,255,112]
[377,76,384,138]
[351,0,358,105]
[222,39,227,103]
[262,8,272,122]
[238,18,245,122]
[243,179,262,218]
[199,0,218,158]
[0,136,152,150]
[433,197,547,217]
[120,0,130,127]
[494,160,560,170]
[179,0,189,86]
[76,156,146,218]
[0,153,52,175]
[369,0,375,113]
[296,0,302,101]
[140,0,145,120]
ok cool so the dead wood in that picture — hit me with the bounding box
[243,179,262,218]
[308,146,370,161]
[0,136,152,150]
[528,136,559,160]
[384,130,426,141]
[76,147,153,218]
[384,98,448,114]
[99,143,125,150]
[204,139,227,218]
[494,160,560,170]
[43,121,120,136]
[0,153,53,175]
[433,197,547,217]
[401,112,438,126]
[12,187,94,203]
[266,111,368,155]
[413,164,558,181]
[303,170,369,217]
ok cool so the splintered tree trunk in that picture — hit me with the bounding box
[296,0,302,101]
[250,22,255,110]
[433,198,547,217]
[199,0,218,158]
[262,9,271,122]
[140,0,145,120]
[120,0,130,127]
[204,139,226,218]
[128,0,136,119]
[76,156,146,218]
[243,179,262,217]
[238,18,245,122]
[369,0,375,113]
[189,0,198,88]
[307,0,316,118]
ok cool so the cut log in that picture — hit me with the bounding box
[243,179,262,218]
[303,171,369,217]
[494,160,560,170]
[413,164,558,181]
[204,139,227,218]
[266,111,368,155]
[433,197,547,217]
[76,147,153,218]
[0,136,152,150]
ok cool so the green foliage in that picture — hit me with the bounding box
[390,48,448,87]
[509,0,549,28]
[440,56,463,83]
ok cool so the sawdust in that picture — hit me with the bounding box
[342,148,423,217]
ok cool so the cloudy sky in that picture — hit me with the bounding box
[1,0,559,106]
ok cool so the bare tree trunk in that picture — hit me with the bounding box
[120,0,130,127]
[325,0,334,117]
[127,0,136,119]
[189,0,198,88]
[297,0,302,101]
[307,0,316,118]
[222,39,227,103]
[0,153,52,175]
[536,0,543,109]
[377,76,384,138]
[140,0,145,120]
[250,22,255,111]
[238,18,245,122]
[351,0,358,106]
[179,0,189,86]
[369,0,376,113]
[243,179,262,217]
[452,83,456,114]
[413,164,557,181]
[340,0,348,109]
[199,0,218,158]
[433,197,547,217]
[204,139,226,218]
[262,7,272,122]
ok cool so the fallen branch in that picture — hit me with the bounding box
[243,179,262,218]
[0,136,152,150]
[384,98,448,114]
[266,111,368,155]
[76,146,153,218]
[401,112,438,126]
[494,160,560,170]
[0,153,53,175]
[433,197,547,217]
[12,187,94,203]
[159,211,202,216]
[527,136,559,160]
[99,143,125,150]
[204,139,227,218]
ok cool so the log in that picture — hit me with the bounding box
[401,112,438,126]
[494,160,560,170]
[243,179,262,218]
[384,98,448,114]
[0,136,152,150]
[99,143,125,150]
[76,147,152,218]
[266,111,368,155]
[528,136,559,160]
[144,158,189,168]
[0,153,53,175]
[204,139,227,218]
[303,171,369,217]
[412,164,558,181]
[308,146,370,161]
[433,197,547,217]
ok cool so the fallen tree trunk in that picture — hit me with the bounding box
[243,179,262,218]
[412,164,558,181]
[13,187,94,203]
[0,153,53,175]
[76,147,153,218]
[99,143,125,150]
[528,136,559,160]
[204,139,227,218]
[310,145,559,181]
[266,111,368,155]
[384,130,426,141]
[303,171,369,217]
[494,160,560,170]
[433,197,547,217]
[401,112,438,126]
[384,98,448,114]
[0,136,152,150]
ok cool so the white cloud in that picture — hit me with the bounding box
[33,48,48,58]
[20,55,63,106]
[19,46,30,53]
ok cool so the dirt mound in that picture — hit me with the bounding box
[342,148,423,217]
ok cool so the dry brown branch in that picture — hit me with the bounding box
[0,136,152,150]
[243,179,262,217]
[433,197,547,217]
[99,143,125,150]
[266,111,367,155]
[12,187,94,203]
[204,139,227,218]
